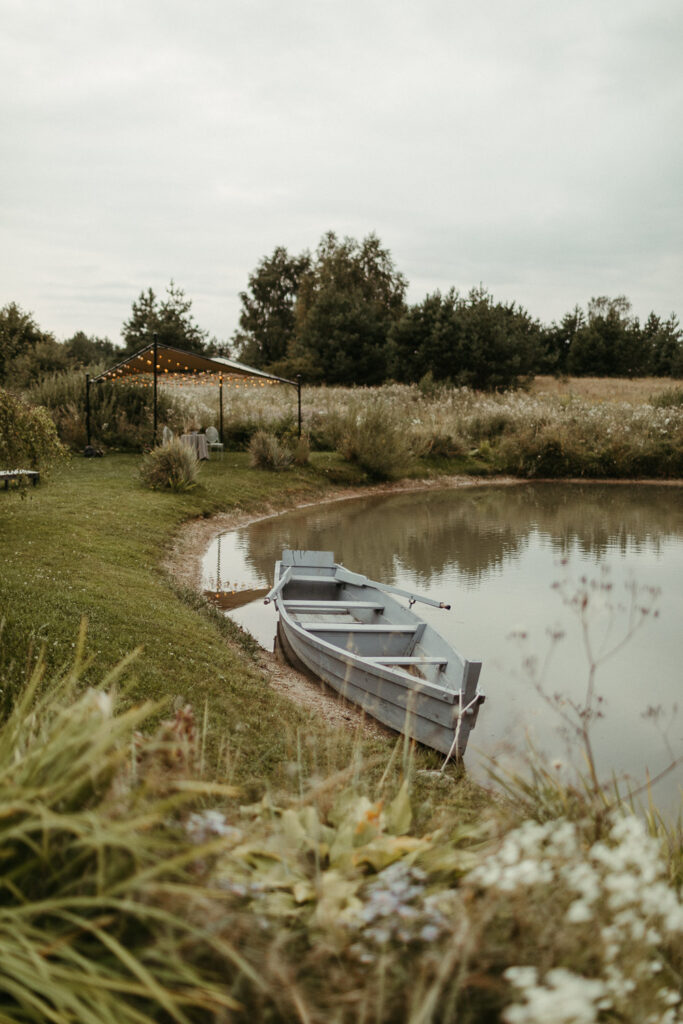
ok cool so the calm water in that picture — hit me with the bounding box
[202,483,683,811]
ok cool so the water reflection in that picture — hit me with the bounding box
[208,483,682,587]
[202,483,683,812]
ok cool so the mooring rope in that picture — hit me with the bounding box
[440,690,482,771]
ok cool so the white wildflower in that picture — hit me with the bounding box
[505,966,538,989]
[504,967,608,1024]
[566,900,594,924]
[185,809,242,844]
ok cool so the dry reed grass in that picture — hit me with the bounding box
[530,375,677,404]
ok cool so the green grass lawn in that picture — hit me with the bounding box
[0,451,487,822]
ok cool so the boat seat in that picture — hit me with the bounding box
[364,656,448,667]
[301,623,417,634]
[287,574,340,584]
[283,600,384,612]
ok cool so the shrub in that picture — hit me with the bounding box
[248,429,294,470]
[336,398,416,480]
[0,387,68,471]
[139,438,198,490]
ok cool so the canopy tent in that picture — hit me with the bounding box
[86,338,301,446]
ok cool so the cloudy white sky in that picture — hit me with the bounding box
[2,0,681,346]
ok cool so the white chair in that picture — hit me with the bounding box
[205,426,224,456]
[162,425,174,445]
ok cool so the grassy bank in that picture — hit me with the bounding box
[0,451,484,810]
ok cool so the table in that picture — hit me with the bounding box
[180,433,209,460]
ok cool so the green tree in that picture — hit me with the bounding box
[63,331,116,368]
[542,306,586,375]
[452,287,542,390]
[233,246,311,368]
[388,286,541,390]
[387,290,460,382]
[0,303,52,386]
[567,296,648,376]
[121,282,208,354]
[9,338,69,387]
[643,312,683,376]
[291,232,407,384]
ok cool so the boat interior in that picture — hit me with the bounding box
[281,576,450,683]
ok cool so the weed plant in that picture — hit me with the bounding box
[25,370,181,451]
[4,625,680,1023]
[651,386,683,408]
[139,438,199,490]
[0,387,68,471]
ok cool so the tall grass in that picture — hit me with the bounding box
[248,429,294,470]
[168,382,683,478]
[25,371,182,450]
[139,438,199,490]
[335,394,419,479]
[0,624,242,1022]
[23,373,683,475]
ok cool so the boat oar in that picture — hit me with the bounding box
[336,567,451,610]
[263,566,292,604]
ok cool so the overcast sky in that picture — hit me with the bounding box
[2,0,681,346]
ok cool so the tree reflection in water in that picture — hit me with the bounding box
[217,483,682,587]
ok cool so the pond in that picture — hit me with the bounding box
[202,482,683,813]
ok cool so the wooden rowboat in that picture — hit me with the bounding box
[265,550,485,761]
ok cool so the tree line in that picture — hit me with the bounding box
[2,233,681,391]
[233,232,682,387]
[0,281,222,389]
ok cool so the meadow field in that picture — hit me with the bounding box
[1,378,682,1022]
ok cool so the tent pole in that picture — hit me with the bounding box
[85,373,91,446]
[153,333,158,446]
[219,375,224,442]
[297,374,302,438]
